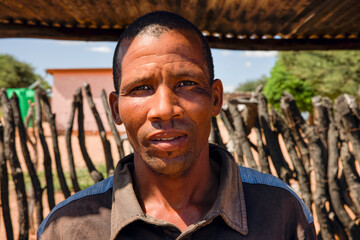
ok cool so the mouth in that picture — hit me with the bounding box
[153,136,182,141]
[149,132,188,151]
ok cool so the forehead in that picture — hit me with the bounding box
[117,29,207,75]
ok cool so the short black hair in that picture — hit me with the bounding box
[112,11,214,93]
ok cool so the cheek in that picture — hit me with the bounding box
[118,99,148,140]
[182,97,213,128]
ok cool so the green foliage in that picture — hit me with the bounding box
[264,50,360,112]
[280,51,360,99]
[21,164,107,192]
[236,75,267,92]
[264,62,315,112]
[0,54,49,89]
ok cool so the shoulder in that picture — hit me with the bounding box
[239,167,316,239]
[239,166,313,224]
[37,176,114,240]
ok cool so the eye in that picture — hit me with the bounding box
[178,81,197,87]
[133,85,150,91]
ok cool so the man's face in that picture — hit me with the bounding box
[110,29,223,177]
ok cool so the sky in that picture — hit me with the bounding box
[0,38,278,92]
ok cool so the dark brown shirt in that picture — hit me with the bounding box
[38,144,316,239]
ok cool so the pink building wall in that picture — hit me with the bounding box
[48,68,125,134]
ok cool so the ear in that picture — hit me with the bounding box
[211,79,223,116]
[109,91,122,125]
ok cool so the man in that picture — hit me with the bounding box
[38,11,315,239]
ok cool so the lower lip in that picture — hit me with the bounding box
[149,135,187,151]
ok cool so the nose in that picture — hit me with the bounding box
[147,86,183,122]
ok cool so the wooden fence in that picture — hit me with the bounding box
[1,84,360,240]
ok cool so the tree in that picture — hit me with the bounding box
[263,61,315,112]
[0,54,49,89]
[236,75,267,92]
[277,51,360,99]
[264,50,360,112]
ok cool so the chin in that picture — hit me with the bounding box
[145,154,196,178]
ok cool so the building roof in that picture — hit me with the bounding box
[46,68,112,75]
[1,0,359,50]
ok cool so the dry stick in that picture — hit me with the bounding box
[271,109,312,211]
[312,97,330,191]
[337,106,360,215]
[328,121,360,240]
[287,122,312,176]
[211,117,226,148]
[255,87,292,183]
[228,101,259,170]
[101,89,125,159]
[76,88,104,183]
[280,91,334,240]
[219,109,244,166]
[335,95,360,214]
[253,118,271,174]
[0,122,13,240]
[40,89,71,198]
[335,94,360,167]
[65,93,81,192]
[209,118,216,144]
[35,88,55,210]
[10,94,44,227]
[84,83,114,177]
[312,96,330,152]
[340,141,360,214]
[1,89,29,240]
[338,171,358,216]
[25,102,38,161]
[24,101,39,231]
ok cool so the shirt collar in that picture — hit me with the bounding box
[110,144,248,239]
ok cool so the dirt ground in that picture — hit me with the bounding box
[0,121,324,239]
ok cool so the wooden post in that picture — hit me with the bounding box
[84,83,114,176]
[219,108,244,166]
[312,96,330,151]
[101,89,125,159]
[24,100,38,168]
[10,93,44,227]
[0,122,13,240]
[35,88,55,210]
[65,92,81,192]
[1,89,29,240]
[253,118,271,174]
[340,140,360,215]
[211,117,225,148]
[255,86,292,183]
[281,91,334,240]
[228,100,259,170]
[76,88,104,183]
[334,94,360,167]
[24,100,39,230]
[39,89,71,198]
[271,108,312,210]
[328,121,360,239]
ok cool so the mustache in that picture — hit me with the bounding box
[150,118,191,130]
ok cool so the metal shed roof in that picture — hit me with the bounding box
[0,0,359,50]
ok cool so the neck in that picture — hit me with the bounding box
[133,147,220,231]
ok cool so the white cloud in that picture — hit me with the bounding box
[223,85,237,93]
[242,51,277,58]
[88,46,112,53]
[56,40,87,46]
[245,61,252,68]
[220,50,232,56]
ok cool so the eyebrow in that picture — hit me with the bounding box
[120,77,153,93]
